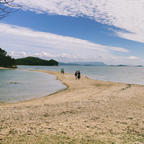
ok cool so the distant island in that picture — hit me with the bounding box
[110,64,143,67]
[0,48,16,68]
[16,56,58,66]
[60,61,106,66]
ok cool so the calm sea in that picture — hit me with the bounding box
[0,69,66,102]
[1,65,144,102]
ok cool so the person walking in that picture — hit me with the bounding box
[77,70,81,79]
[75,71,78,79]
[61,68,64,74]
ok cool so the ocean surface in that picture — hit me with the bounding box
[1,65,144,102]
[0,69,66,102]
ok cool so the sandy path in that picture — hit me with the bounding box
[0,70,144,143]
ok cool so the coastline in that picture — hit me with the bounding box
[0,70,144,143]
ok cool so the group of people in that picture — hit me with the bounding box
[61,68,81,79]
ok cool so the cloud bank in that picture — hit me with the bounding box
[0,23,143,65]
[14,0,144,43]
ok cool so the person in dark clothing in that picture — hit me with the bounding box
[75,71,78,79]
[77,70,81,79]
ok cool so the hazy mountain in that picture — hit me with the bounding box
[59,61,106,66]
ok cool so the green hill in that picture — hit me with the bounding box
[0,48,16,68]
[16,57,58,66]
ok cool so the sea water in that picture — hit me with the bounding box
[19,65,144,85]
[0,69,66,102]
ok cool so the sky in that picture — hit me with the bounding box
[0,0,144,65]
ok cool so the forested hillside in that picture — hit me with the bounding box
[0,48,16,68]
[16,57,58,66]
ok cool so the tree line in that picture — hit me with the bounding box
[0,48,16,68]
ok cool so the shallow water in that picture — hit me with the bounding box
[0,69,66,102]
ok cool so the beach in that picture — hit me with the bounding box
[0,70,144,144]
[0,67,9,70]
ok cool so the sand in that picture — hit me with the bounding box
[0,67,9,70]
[0,70,144,144]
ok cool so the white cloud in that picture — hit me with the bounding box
[14,0,144,43]
[0,23,140,64]
[128,56,140,60]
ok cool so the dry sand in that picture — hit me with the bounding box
[0,70,144,144]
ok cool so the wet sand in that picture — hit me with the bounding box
[0,70,144,144]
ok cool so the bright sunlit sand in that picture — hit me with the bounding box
[0,70,144,144]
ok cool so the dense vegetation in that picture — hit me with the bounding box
[0,48,16,68]
[16,57,58,66]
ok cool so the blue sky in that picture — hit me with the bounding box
[0,0,144,65]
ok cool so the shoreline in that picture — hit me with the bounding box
[0,69,142,106]
[0,70,135,106]
[0,69,144,107]
[0,70,144,143]
[0,67,9,70]
[0,70,69,106]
